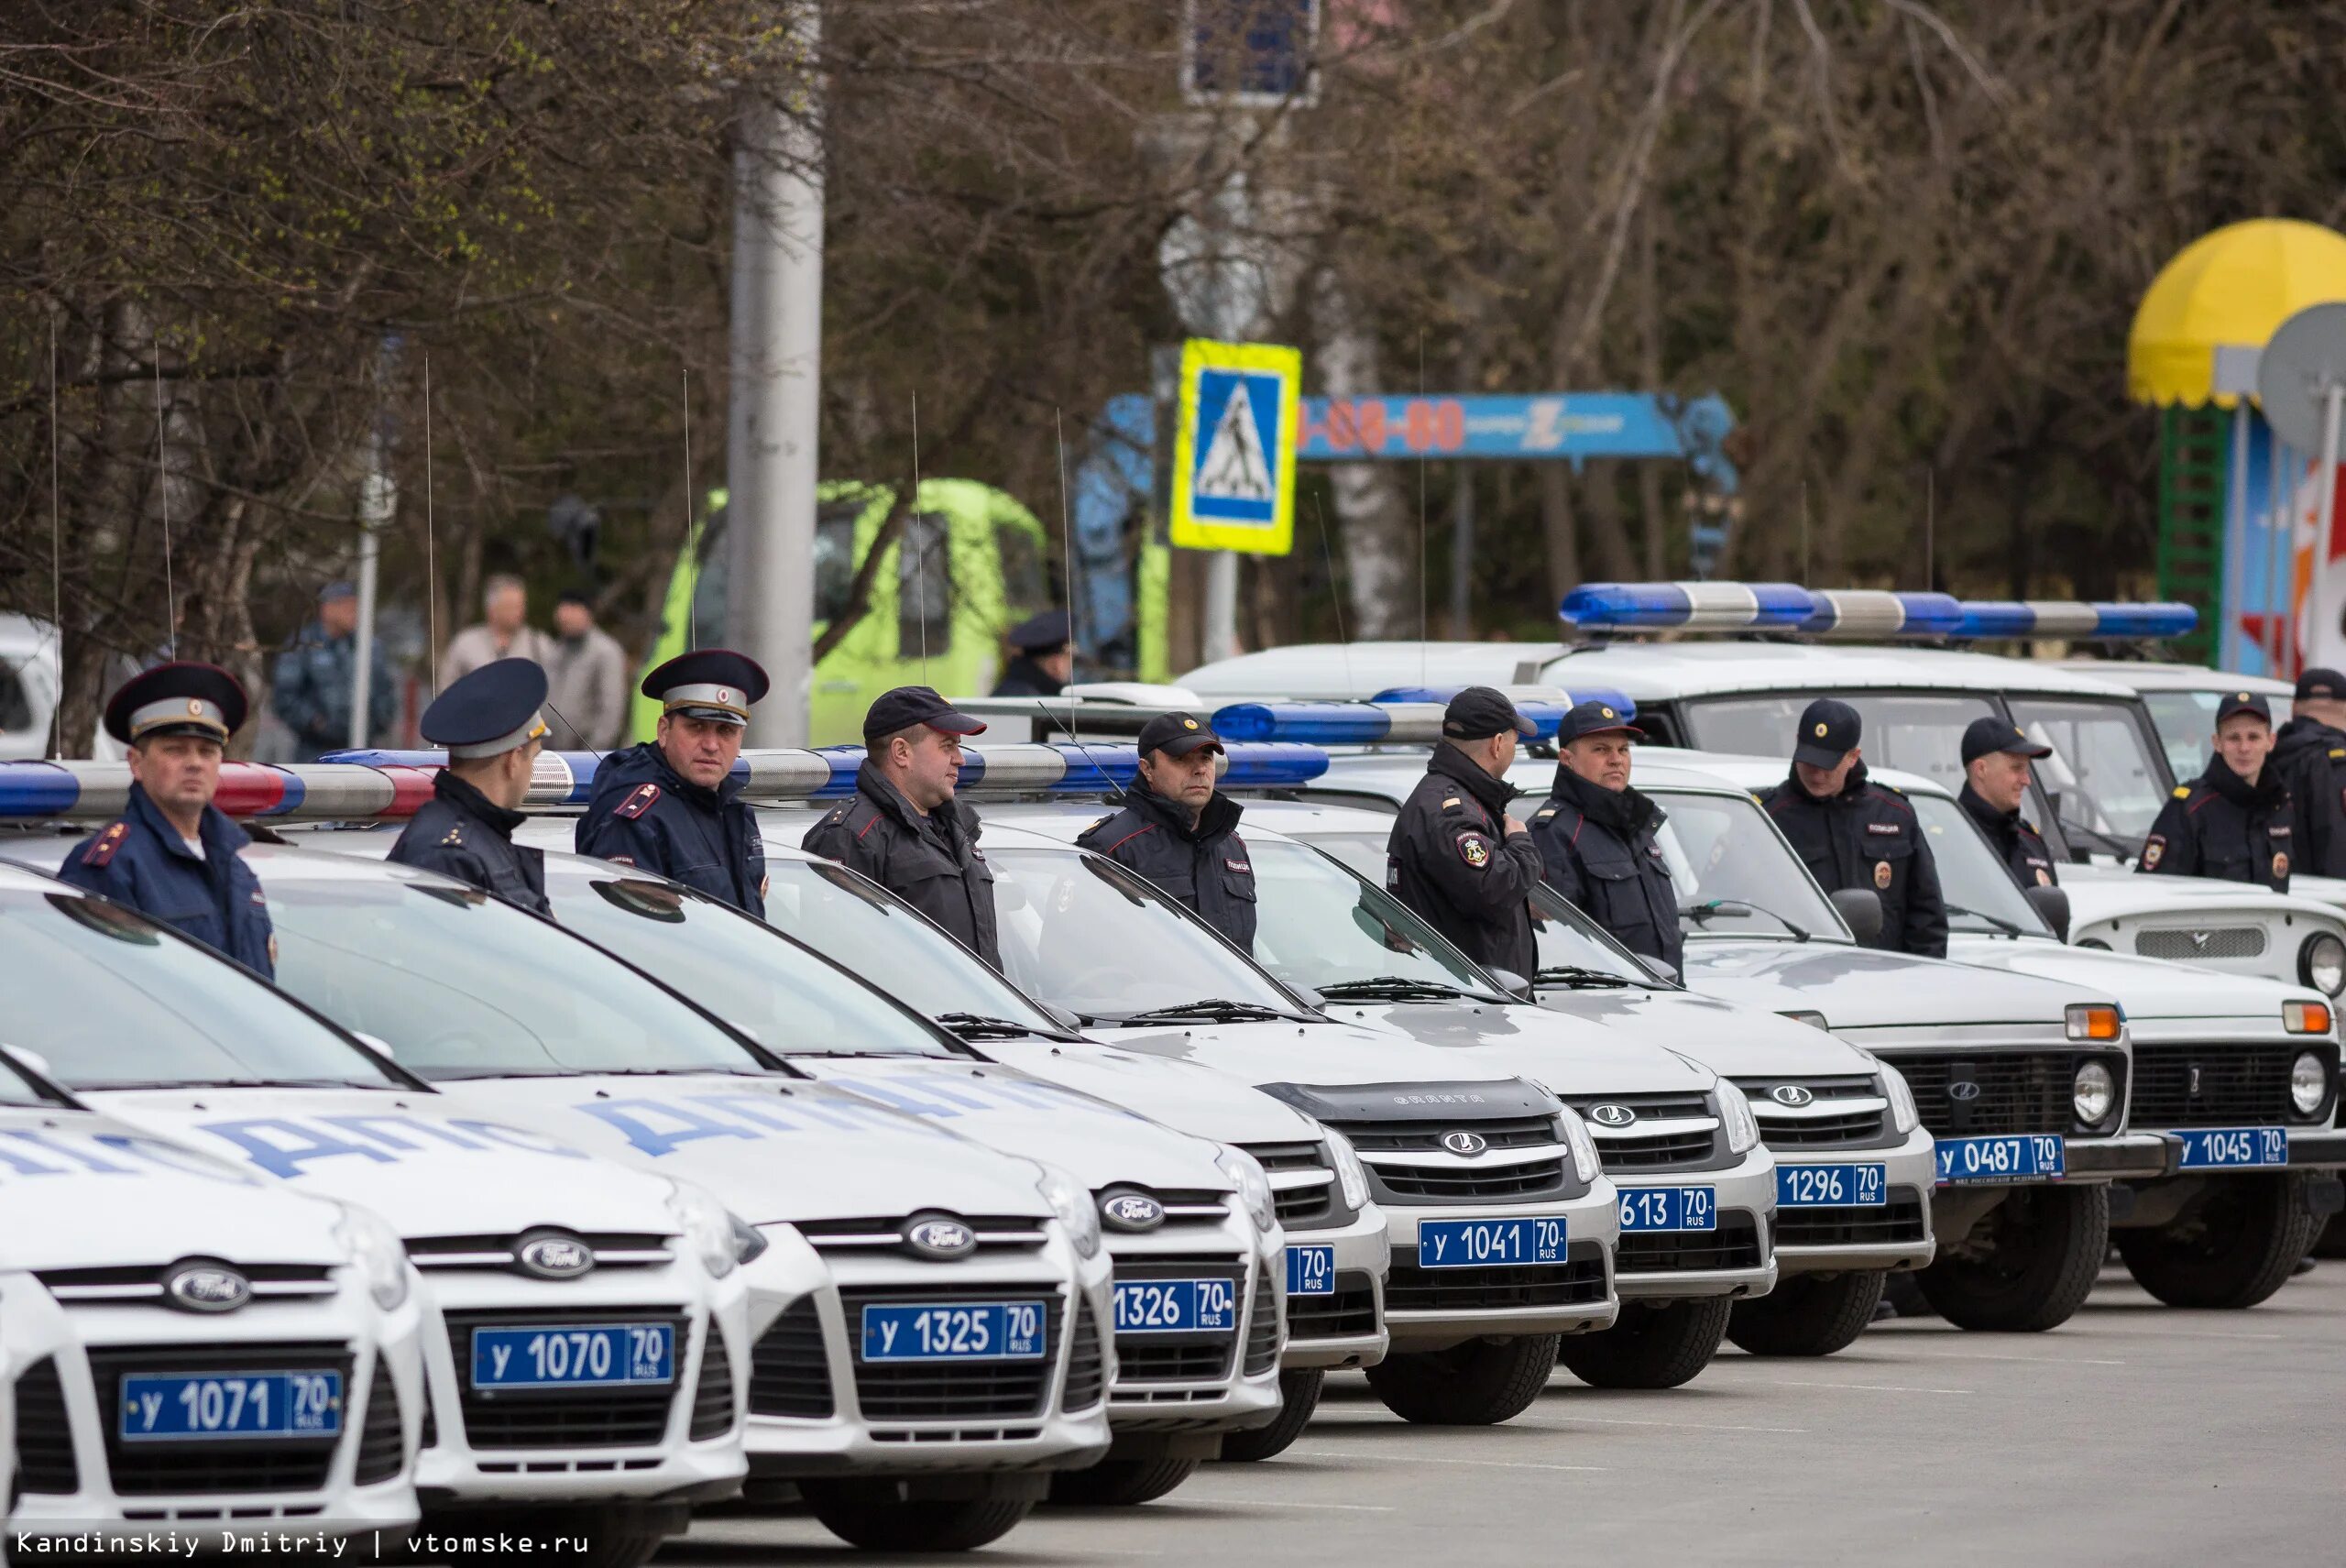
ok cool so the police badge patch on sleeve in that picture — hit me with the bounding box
[1873,860,1892,889]
[1458,834,1491,867]
[2142,836,2165,870]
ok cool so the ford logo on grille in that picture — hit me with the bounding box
[163,1261,250,1314]
[1100,1192,1166,1232]
[515,1233,595,1280]
[1948,1080,1984,1102]
[1770,1084,1814,1108]
[1441,1130,1489,1156]
[904,1218,977,1259]
[1588,1103,1638,1128]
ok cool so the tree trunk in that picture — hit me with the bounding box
[1313,276,1418,639]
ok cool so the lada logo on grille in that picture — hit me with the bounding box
[1441,1131,1489,1156]
[163,1261,251,1313]
[1100,1192,1167,1232]
[2187,1065,2204,1098]
[904,1217,978,1258]
[2191,931,2212,948]
[1948,1080,1984,1102]
[1588,1103,1638,1128]
[1770,1085,1814,1108]
[516,1233,596,1280]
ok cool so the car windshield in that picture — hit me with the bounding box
[762,858,1069,1038]
[541,865,961,1058]
[2002,696,2169,844]
[1245,839,1507,998]
[1685,691,1999,796]
[1911,795,2055,938]
[2139,690,2226,782]
[0,887,400,1091]
[984,847,1308,1022]
[1636,789,1851,941]
[265,878,776,1080]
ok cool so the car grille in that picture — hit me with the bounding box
[12,1358,78,1494]
[1329,1115,1558,1152]
[1287,1273,1380,1342]
[89,1342,351,1497]
[839,1288,1062,1420]
[1063,1300,1108,1410]
[1738,1075,1888,1148]
[1386,1242,1608,1313]
[689,1332,735,1441]
[2131,1044,2311,1128]
[1112,1257,1242,1387]
[35,1262,337,1306]
[747,1300,833,1419]
[1776,1192,1929,1248]
[1371,1158,1572,1201]
[405,1232,672,1274]
[798,1215,1047,1256]
[1616,1213,1766,1275]
[1893,1052,2123,1137]
[1564,1093,1718,1170]
[2136,927,2265,960]
[1243,1269,1280,1376]
[353,1356,405,1486]
[443,1309,689,1450]
[1244,1142,1342,1230]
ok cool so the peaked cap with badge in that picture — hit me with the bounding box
[387,659,553,916]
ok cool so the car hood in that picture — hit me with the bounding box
[1080,1014,1556,1101]
[1681,939,2113,1027]
[1532,986,1878,1078]
[2056,872,2293,923]
[1319,999,1716,1097]
[1945,935,2309,1019]
[976,1038,1326,1146]
[432,1072,1056,1228]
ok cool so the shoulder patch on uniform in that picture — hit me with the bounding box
[441,826,465,847]
[1087,816,1113,832]
[1441,797,1462,809]
[1457,833,1491,867]
[614,783,662,820]
[2172,785,2192,799]
[2142,835,2165,870]
[82,821,129,868]
[1534,807,1558,820]
[2330,749,2345,759]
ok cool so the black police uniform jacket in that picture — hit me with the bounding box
[2270,715,2346,876]
[802,765,1001,968]
[575,741,766,918]
[2139,759,2304,892]
[1386,745,1544,981]
[990,655,1065,698]
[57,783,275,977]
[1529,768,1683,974]
[389,769,550,917]
[1760,762,1948,958]
[1076,784,1257,953]
[1957,784,2058,892]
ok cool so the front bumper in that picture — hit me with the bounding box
[1611,1148,1779,1302]
[1379,1183,1621,1352]
[1101,1214,1284,1437]
[1771,1125,1938,1275]
[1277,1207,1389,1371]
[2052,1131,2176,1183]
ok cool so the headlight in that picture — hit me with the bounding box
[1035,1164,1102,1259]
[1216,1146,1278,1234]
[1322,1129,1371,1212]
[666,1180,743,1279]
[1558,1105,1603,1184]
[2065,1003,2122,1043]
[2072,1059,2117,1128]
[2285,1000,2333,1036]
[1879,1064,1919,1135]
[333,1204,410,1312]
[2291,1051,2330,1117]
[2299,933,2346,997]
[1715,1080,1760,1155]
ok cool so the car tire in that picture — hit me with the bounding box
[801,1482,1035,1551]
[1363,1333,1559,1424]
[2115,1172,2317,1310]
[1217,1368,1323,1463]
[1554,1297,1732,1388]
[1916,1182,2108,1332]
[1725,1271,1886,1357]
[2311,1212,2346,1259]
[1047,1455,1200,1507]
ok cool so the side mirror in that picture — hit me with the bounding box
[1484,967,1535,1002]
[1040,1003,1084,1031]
[0,1044,55,1080]
[2025,884,2072,943]
[1828,887,1885,946]
[1636,955,1681,985]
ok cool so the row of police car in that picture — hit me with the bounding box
[2,584,2341,1561]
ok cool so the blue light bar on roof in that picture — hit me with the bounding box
[1560,581,1814,631]
[1952,600,2198,641]
[1372,685,1636,727]
[1800,589,1964,639]
[1214,699,1573,744]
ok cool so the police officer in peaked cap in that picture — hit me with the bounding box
[1529,697,1682,976]
[58,662,276,976]
[388,658,553,916]
[1386,686,1545,981]
[801,685,1001,967]
[1759,697,1947,957]
[992,609,1076,697]
[576,649,770,916]
[2270,667,2346,876]
[2139,690,2322,893]
[1956,716,2059,892]
[1077,711,1257,953]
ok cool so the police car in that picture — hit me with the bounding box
[0,1047,423,1543]
[0,861,756,1566]
[2055,663,2295,784]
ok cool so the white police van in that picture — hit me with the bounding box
[0,1048,422,1545]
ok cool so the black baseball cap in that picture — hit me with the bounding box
[1557,697,1644,745]
[1960,715,2052,766]
[1137,711,1224,758]
[863,685,987,741]
[1792,698,1862,769]
[1442,686,1538,741]
[2297,668,2345,702]
[2217,689,2273,727]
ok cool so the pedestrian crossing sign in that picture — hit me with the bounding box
[1170,337,1299,555]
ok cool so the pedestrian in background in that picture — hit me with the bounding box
[992,609,1075,696]
[443,573,554,685]
[270,580,396,761]
[545,589,630,750]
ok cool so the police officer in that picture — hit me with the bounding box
[992,609,1075,697]
[1076,711,1256,952]
[576,650,769,916]
[388,659,552,916]
[1529,698,1682,975]
[1385,686,1544,980]
[58,663,275,976]
[1760,698,1947,957]
[2270,667,2346,877]
[802,685,1000,966]
[1956,716,2058,891]
[2140,690,2304,892]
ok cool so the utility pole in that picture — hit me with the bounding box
[727,5,823,745]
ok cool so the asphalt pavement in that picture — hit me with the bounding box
[671,1265,2346,1566]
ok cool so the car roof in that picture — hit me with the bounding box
[2052,661,2293,697]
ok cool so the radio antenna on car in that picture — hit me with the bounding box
[911,389,931,686]
[155,342,175,661]
[424,354,439,692]
[683,367,696,652]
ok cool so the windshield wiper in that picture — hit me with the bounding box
[1681,899,1810,942]
[935,1012,1049,1039]
[1531,965,1634,990]
[83,1077,379,1091]
[1313,977,1486,1003]
[1113,999,1302,1025]
[1944,902,2027,937]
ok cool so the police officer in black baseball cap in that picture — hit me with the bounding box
[388,658,552,916]
[2140,690,2322,892]
[1385,686,1544,981]
[1957,716,2059,892]
[1760,697,1946,957]
[992,609,1075,697]
[2272,668,2346,876]
[1077,712,1256,952]
[1528,697,1681,975]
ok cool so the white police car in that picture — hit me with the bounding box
[0,1048,422,1545]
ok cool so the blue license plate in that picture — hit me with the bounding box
[1777,1163,1888,1208]
[1617,1186,1716,1232]
[470,1324,674,1390]
[1935,1134,2064,1186]
[860,1301,1047,1363]
[1415,1215,1569,1268]
[1285,1245,1335,1297]
[2177,1127,2289,1169]
[119,1371,342,1443]
[1114,1277,1240,1334]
